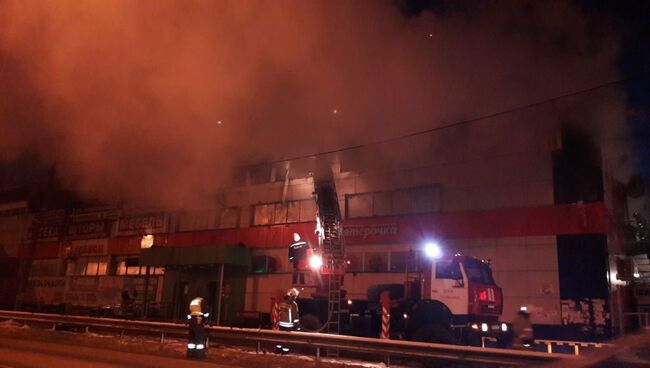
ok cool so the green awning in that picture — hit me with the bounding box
[140,245,250,267]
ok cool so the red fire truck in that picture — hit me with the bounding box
[293,171,507,345]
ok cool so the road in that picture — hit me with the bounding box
[0,336,232,368]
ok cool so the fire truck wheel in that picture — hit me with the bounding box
[299,314,323,332]
[412,323,456,345]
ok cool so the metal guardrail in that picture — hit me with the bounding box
[0,310,574,367]
[481,336,614,356]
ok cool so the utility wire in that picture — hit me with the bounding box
[254,77,626,167]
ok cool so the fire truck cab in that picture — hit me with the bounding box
[358,251,505,345]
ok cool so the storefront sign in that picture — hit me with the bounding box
[69,207,120,223]
[27,278,66,289]
[25,277,67,304]
[343,223,398,241]
[117,213,167,235]
[28,210,66,241]
[69,276,100,291]
[68,239,108,256]
[63,220,111,240]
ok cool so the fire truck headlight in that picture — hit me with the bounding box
[424,242,442,258]
[481,323,488,332]
[471,323,479,330]
[347,299,352,305]
[309,254,323,269]
[501,323,508,332]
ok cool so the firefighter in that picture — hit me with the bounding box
[275,288,300,355]
[186,297,210,359]
[288,233,309,284]
[277,288,300,330]
[512,307,534,349]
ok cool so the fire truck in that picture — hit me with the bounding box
[294,169,507,345]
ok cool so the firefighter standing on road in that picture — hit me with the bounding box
[512,307,534,349]
[277,288,300,331]
[187,297,209,359]
[275,288,300,355]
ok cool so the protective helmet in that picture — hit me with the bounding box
[189,297,204,317]
[286,288,299,298]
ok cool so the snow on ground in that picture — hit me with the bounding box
[0,320,407,368]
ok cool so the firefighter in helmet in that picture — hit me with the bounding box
[277,288,300,331]
[187,297,209,359]
[275,288,300,355]
[512,306,534,349]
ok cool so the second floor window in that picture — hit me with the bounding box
[65,256,108,276]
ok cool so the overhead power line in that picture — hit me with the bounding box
[257,77,627,167]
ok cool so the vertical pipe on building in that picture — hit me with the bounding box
[216,263,225,326]
[143,265,150,318]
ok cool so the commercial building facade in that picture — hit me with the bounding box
[1,117,637,339]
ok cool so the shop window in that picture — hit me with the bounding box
[347,185,441,219]
[115,256,164,276]
[253,204,274,225]
[390,251,409,272]
[412,186,441,213]
[287,201,300,223]
[299,200,317,222]
[253,200,317,226]
[274,203,288,224]
[390,251,420,273]
[65,257,108,276]
[250,256,278,274]
[219,207,240,229]
[346,252,363,272]
[373,192,392,216]
[347,194,372,218]
[365,252,388,272]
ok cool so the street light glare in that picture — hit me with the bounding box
[309,254,323,269]
[424,242,442,258]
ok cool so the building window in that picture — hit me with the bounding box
[250,256,278,274]
[253,200,317,226]
[365,252,388,273]
[114,256,164,276]
[65,257,108,276]
[30,259,60,277]
[218,207,240,229]
[346,252,363,272]
[390,251,408,272]
[390,251,419,273]
[346,185,441,219]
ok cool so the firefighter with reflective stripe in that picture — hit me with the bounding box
[289,233,309,267]
[187,297,209,359]
[512,306,534,349]
[289,233,309,284]
[277,288,300,330]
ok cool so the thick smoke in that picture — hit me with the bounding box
[0,0,627,208]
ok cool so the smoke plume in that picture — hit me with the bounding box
[0,0,628,208]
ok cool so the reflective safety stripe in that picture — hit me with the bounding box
[278,321,294,328]
[187,343,196,349]
[196,344,205,349]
